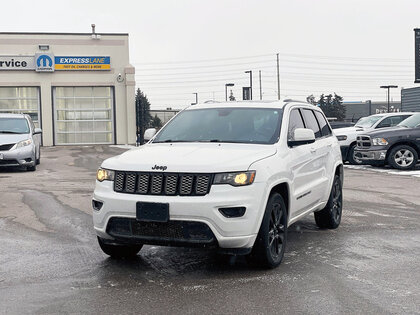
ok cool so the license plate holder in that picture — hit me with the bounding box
[136,202,169,222]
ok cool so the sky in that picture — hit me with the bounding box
[1,0,420,109]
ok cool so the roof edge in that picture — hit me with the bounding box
[0,32,129,36]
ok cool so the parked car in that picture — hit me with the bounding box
[334,112,414,164]
[329,121,355,129]
[354,113,420,170]
[0,113,42,171]
[92,100,343,268]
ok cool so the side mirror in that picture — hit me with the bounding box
[33,128,42,135]
[144,128,157,141]
[288,128,315,147]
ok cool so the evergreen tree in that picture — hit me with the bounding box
[229,90,236,101]
[151,114,163,129]
[306,93,345,120]
[306,94,316,105]
[135,88,153,145]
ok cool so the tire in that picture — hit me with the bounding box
[26,164,36,172]
[97,237,142,258]
[247,192,288,268]
[36,148,40,165]
[314,174,342,229]
[348,144,362,165]
[387,145,418,170]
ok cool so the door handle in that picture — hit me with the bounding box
[310,148,317,154]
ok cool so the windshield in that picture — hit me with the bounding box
[0,118,30,134]
[398,113,420,128]
[355,115,383,128]
[153,107,283,144]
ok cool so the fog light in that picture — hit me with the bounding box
[92,200,103,211]
[219,207,246,218]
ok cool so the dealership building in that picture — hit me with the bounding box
[0,31,136,146]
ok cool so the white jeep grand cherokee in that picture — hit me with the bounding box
[93,100,343,268]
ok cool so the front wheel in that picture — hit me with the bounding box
[348,144,362,165]
[387,145,418,170]
[314,174,342,229]
[97,237,142,258]
[247,192,287,268]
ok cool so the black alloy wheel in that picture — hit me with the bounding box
[315,174,342,229]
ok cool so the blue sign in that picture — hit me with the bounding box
[37,55,53,67]
[55,56,111,70]
[35,53,54,72]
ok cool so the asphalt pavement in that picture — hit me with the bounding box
[0,146,419,314]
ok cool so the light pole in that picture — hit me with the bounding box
[380,85,398,113]
[245,70,253,100]
[225,83,234,101]
[192,93,198,105]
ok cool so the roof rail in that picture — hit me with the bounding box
[283,99,308,104]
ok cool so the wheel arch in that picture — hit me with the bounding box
[385,141,420,160]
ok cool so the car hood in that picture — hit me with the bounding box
[333,126,365,135]
[361,126,408,137]
[102,143,277,173]
[0,133,29,145]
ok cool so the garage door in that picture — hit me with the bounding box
[0,87,40,127]
[54,87,114,145]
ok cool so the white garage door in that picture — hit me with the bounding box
[0,87,41,127]
[54,87,114,145]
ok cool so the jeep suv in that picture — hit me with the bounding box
[93,101,343,268]
[355,113,420,170]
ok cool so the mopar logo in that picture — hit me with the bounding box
[35,53,54,72]
[152,165,167,171]
[37,55,52,67]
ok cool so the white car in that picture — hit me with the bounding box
[93,100,343,268]
[334,112,414,164]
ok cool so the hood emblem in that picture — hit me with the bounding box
[152,164,167,171]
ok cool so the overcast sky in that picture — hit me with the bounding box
[2,0,420,109]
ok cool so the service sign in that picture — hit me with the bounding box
[0,56,35,70]
[55,56,110,70]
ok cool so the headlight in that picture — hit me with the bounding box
[14,139,32,149]
[372,138,388,146]
[96,168,115,182]
[336,135,347,141]
[213,171,256,186]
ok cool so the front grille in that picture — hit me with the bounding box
[0,143,15,151]
[356,135,371,149]
[114,171,213,196]
[106,217,216,244]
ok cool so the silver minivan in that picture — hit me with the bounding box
[0,113,42,171]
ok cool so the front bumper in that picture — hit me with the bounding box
[93,181,268,250]
[354,148,387,161]
[0,145,35,167]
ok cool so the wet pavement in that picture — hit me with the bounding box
[1,146,420,314]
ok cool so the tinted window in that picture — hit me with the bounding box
[301,109,322,138]
[288,109,305,141]
[377,116,407,128]
[314,111,332,136]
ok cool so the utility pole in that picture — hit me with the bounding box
[276,53,280,100]
[245,70,253,100]
[259,70,262,100]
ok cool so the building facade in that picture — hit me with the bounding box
[401,87,420,112]
[0,32,135,146]
[344,101,402,122]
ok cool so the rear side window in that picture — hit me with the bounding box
[301,109,322,138]
[288,109,305,140]
[314,111,332,136]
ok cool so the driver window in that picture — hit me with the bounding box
[288,109,305,141]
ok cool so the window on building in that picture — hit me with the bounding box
[0,87,40,127]
[54,87,114,145]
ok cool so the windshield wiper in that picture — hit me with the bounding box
[0,131,24,134]
[153,139,191,143]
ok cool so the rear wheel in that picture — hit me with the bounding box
[314,174,342,229]
[387,145,418,170]
[247,192,287,268]
[97,237,142,258]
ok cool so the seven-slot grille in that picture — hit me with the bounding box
[356,135,371,149]
[114,171,212,196]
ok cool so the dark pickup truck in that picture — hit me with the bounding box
[354,113,420,170]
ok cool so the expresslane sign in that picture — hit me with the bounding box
[0,56,35,70]
[0,55,110,71]
[55,56,110,70]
